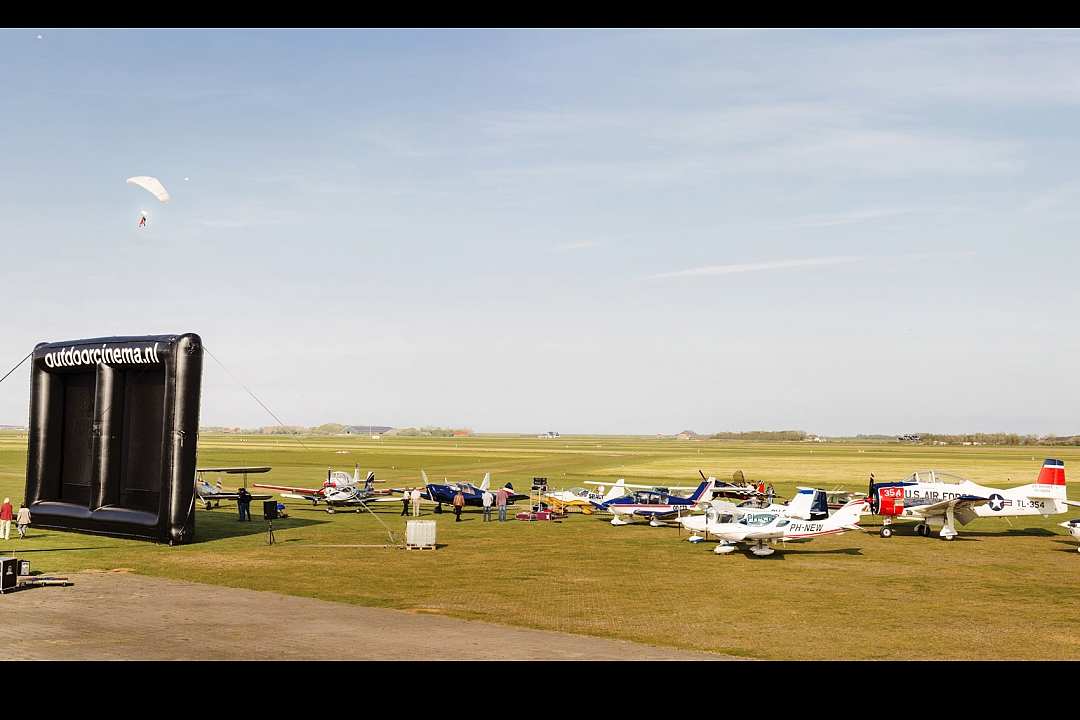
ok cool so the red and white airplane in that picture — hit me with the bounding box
[254,463,394,513]
[867,459,1070,540]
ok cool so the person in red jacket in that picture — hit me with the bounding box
[0,498,13,541]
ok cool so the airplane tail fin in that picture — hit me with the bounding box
[1038,459,1066,486]
[826,499,869,530]
[365,471,375,491]
[354,462,359,483]
[480,472,491,492]
[791,488,830,520]
[690,480,713,503]
[603,479,627,501]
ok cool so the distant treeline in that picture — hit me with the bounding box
[395,426,472,437]
[918,432,1080,446]
[707,430,808,442]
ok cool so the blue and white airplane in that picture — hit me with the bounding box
[420,471,529,513]
[591,480,714,526]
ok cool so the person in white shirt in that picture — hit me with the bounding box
[482,490,493,522]
[410,488,422,517]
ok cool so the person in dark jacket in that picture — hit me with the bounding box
[452,490,465,522]
[237,487,252,522]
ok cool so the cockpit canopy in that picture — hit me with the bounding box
[899,470,968,485]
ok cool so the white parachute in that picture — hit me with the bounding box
[126,176,170,203]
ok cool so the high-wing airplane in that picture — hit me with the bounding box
[254,463,394,514]
[545,480,627,513]
[591,480,714,526]
[867,459,1070,540]
[195,467,272,510]
[679,499,869,557]
[421,471,528,513]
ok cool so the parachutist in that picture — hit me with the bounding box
[139,216,146,227]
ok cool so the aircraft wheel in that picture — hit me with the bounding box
[880,526,893,538]
[941,534,955,541]
[357,508,362,514]
[327,507,335,514]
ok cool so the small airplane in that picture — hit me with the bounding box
[1058,519,1080,552]
[254,463,394,514]
[679,499,869,557]
[421,471,528,513]
[711,487,834,522]
[591,480,714,526]
[195,467,272,510]
[867,459,1071,540]
[545,480,627,513]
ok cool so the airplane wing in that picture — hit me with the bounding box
[197,466,273,475]
[253,484,323,496]
[903,495,989,525]
[204,492,272,502]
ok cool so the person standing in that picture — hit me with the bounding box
[452,489,465,522]
[401,487,411,517]
[16,503,30,539]
[765,483,775,503]
[482,490,493,522]
[237,487,251,522]
[496,487,508,523]
[411,487,421,517]
[0,499,12,540]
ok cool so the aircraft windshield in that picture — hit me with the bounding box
[738,513,777,527]
[901,470,968,485]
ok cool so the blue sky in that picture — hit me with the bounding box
[2,29,1079,435]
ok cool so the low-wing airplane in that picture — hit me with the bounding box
[195,467,272,510]
[421,471,529,513]
[867,459,1070,540]
[679,499,869,557]
[591,480,714,526]
[710,486,833,522]
[545,480,627,513]
[254,463,394,514]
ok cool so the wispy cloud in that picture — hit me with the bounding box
[645,252,973,279]
[554,240,602,252]
[777,208,920,229]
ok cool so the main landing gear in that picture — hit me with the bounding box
[749,540,774,557]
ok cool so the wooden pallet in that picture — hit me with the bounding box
[405,544,436,551]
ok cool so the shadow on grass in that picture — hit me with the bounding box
[193,516,327,543]
[959,527,1057,538]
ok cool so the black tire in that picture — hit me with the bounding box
[880,526,893,538]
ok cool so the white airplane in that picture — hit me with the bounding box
[1058,519,1080,552]
[679,499,869,557]
[867,459,1070,540]
[254,463,394,514]
[710,487,834,522]
[545,480,627,513]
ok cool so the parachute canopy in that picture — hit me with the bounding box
[126,176,170,204]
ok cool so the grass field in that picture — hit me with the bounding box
[2,431,1079,659]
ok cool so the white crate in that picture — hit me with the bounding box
[406,520,437,547]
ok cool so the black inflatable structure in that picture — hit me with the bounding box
[23,334,202,544]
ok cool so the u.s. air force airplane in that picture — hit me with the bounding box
[867,459,1071,540]
[679,499,869,557]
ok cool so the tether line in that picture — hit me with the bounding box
[203,346,308,450]
[0,351,32,387]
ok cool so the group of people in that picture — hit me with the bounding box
[0,498,31,540]
[399,488,424,517]
[480,487,510,523]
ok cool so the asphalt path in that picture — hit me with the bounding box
[1,572,724,660]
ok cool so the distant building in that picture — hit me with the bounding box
[676,430,700,440]
[343,425,393,435]
[897,434,921,443]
